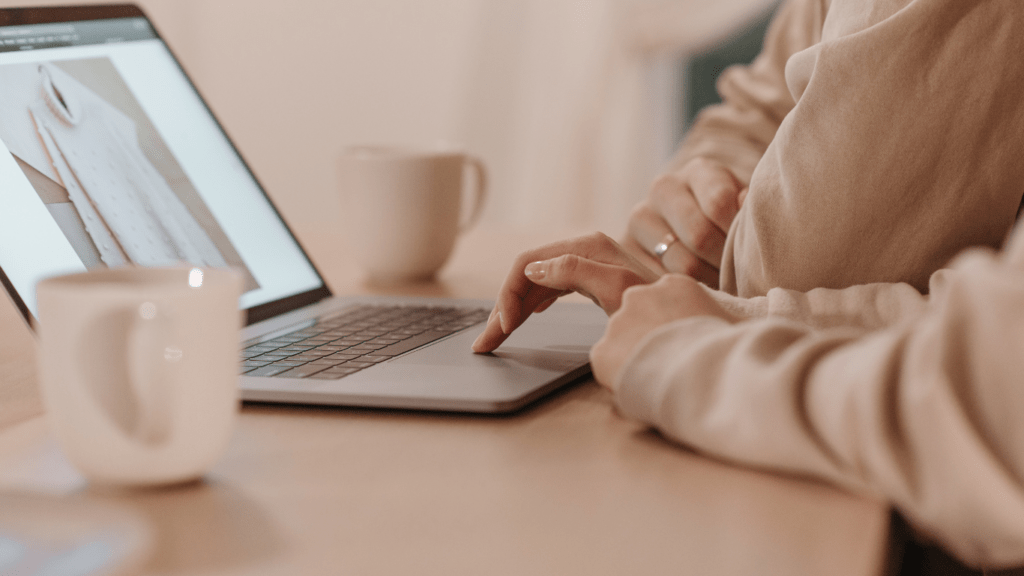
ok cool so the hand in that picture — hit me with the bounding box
[471,232,660,353]
[622,157,747,288]
[590,274,737,391]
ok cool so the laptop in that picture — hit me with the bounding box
[0,4,606,413]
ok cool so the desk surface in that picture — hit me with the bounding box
[0,225,891,576]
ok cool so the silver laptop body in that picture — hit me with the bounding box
[0,4,605,414]
[241,294,604,413]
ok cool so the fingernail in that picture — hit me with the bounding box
[499,311,510,335]
[524,261,547,280]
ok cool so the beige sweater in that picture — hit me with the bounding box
[671,0,1024,297]
[621,0,1024,569]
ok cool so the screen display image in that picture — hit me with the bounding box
[0,12,324,320]
[0,57,259,291]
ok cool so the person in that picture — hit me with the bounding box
[473,0,1024,570]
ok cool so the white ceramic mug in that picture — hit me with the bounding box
[36,266,243,486]
[338,146,487,283]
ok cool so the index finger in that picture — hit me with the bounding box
[495,237,600,330]
[470,279,567,353]
[471,239,591,354]
[474,233,646,353]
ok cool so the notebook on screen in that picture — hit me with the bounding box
[0,4,605,413]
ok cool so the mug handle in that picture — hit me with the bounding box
[459,155,488,232]
[79,304,175,446]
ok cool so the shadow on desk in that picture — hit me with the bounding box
[82,480,284,574]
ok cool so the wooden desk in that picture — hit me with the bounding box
[0,225,891,575]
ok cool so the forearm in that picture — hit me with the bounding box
[616,245,1024,567]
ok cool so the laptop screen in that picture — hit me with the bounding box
[0,5,328,326]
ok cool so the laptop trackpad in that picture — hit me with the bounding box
[392,309,604,370]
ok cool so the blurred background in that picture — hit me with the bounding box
[0,0,778,237]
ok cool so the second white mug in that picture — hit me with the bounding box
[338,146,487,283]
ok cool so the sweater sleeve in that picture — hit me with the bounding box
[704,278,928,330]
[615,230,1024,567]
[667,0,824,185]
[720,0,1024,297]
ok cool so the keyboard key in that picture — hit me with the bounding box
[277,364,331,378]
[265,336,305,345]
[305,359,343,367]
[277,345,316,353]
[295,349,332,357]
[325,352,361,361]
[306,367,361,379]
[244,365,294,376]
[297,335,327,343]
[243,345,279,357]
[373,331,456,357]
[336,360,375,369]
[348,343,385,352]
[252,350,296,358]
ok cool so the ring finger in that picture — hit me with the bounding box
[652,187,727,269]
[628,204,719,286]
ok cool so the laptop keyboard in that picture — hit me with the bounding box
[240,304,490,380]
